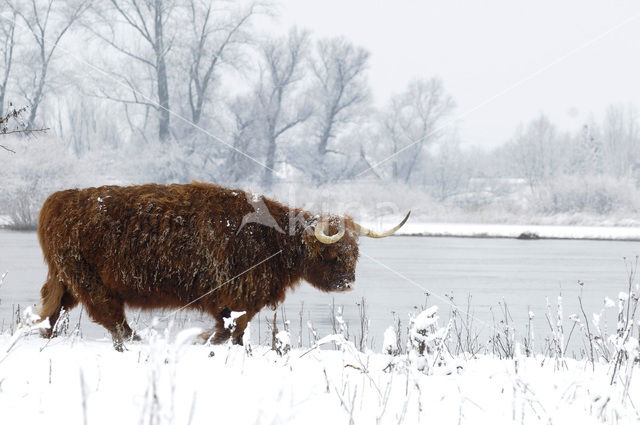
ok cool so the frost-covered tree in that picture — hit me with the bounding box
[562,121,602,176]
[601,103,640,178]
[184,0,264,126]
[380,78,454,183]
[309,37,370,184]
[90,0,175,142]
[507,114,560,190]
[222,94,263,183]
[253,28,312,189]
[0,6,16,117]
[0,133,76,228]
[428,136,468,201]
[6,0,89,129]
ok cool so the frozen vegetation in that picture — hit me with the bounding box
[0,279,638,425]
[2,0,640,231]
[1,0,640,423]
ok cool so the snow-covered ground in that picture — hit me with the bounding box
[1,308,638,425]
[386,222,640,240]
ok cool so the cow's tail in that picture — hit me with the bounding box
[38,276,65,337]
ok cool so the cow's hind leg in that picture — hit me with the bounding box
[79,286,136,351]
[38,276,78,338]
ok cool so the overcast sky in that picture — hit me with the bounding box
[271,0,640,148]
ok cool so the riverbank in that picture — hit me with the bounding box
[385,222,640,241]
[349,214,640,240]
[3,218,640,241]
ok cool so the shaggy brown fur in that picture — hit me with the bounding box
[37,182,359,350]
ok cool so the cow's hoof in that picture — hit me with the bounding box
[113,340,126,352]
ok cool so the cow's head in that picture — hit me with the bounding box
[302,212,410,292]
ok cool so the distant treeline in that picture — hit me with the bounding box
[1,0,640,226]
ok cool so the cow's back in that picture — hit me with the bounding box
[37,183,249,304]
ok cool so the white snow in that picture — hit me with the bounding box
[0,331,637,425]
[361,221,640,240]
[223,311,246,330]
[275,330,291,350]
[382,326,397,354]
[412,305,439,330]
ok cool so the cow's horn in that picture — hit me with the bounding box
[314,220,345,244]
[352,211,411,238]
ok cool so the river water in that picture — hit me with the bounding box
[1,230,638,353]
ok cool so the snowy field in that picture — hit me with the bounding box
[1,306,638,425]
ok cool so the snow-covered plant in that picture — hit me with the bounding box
[356,297,370,351]
[331,302,349,342]
[586,296,616,362]
[50,308,70,338]
[608,273,639,385]
[523,309,535,357]
[1,306,49,364]
[242,323,252,356]
[382,326,398,355]
[274,321,291,356]
[306,320,319,346]
[407,305,450,373]
[489,300,516,359]
[139,320,201,425]
[542,295,567,368]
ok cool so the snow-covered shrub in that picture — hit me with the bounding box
[242,323,253,356]
[382,326,399,355]
[536,174,640,214]
[0,306,50,364]
[274,327,291,356]
[332,305,349,341]
[608,285,640,384]
[0,135,79,229]
[407,305,450,372]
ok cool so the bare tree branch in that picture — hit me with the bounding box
[0,7,16,117]
[309,37,370,183]
[185,0,264,125]
[91,0,174,141]
[7,0,90,128]
[0,105,49,153]
[255,29,311,188]
[380,78,454,183]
